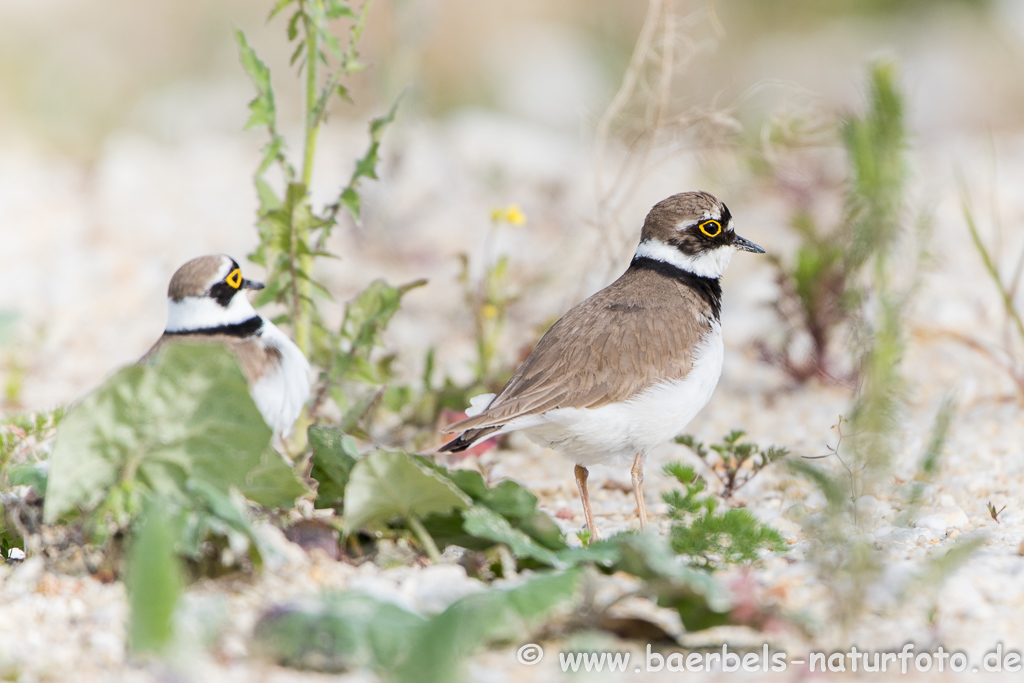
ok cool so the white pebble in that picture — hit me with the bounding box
[914,507,970,531]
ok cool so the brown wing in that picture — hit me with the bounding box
[140,333,280,386]
[442,267,714,434]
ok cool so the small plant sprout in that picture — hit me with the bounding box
[800,416,866,526]
[661,462,786,569]
[987,502,1007,524]
[674,430,788,499]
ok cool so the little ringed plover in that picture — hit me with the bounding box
[143,254,311,439]
[440,191,764,536]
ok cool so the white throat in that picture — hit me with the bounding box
[633,239,735,279]
[166,293,259,333]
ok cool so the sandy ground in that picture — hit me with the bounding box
[1,108,1024,683]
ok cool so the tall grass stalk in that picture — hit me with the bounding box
[958,176,1024,395]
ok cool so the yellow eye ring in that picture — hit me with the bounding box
[699,220,722,238]
[226,268,242,289]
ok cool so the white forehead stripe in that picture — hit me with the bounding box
[215,256,236,282]
[633,239,736,279]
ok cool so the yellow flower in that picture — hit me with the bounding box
[490,204,527,225]
[481,303,499,320]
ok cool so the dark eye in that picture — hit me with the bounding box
[225,268,242,289]
[698,220,722,238]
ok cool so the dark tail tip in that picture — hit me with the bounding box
[437,434,472,453]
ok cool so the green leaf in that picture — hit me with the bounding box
[253,593,426,673]
[447,470,532,519]
[395,569,583,682]
[8,462,47,495]
[44,345,279,524]
[325,0,357,20]
[256,137,287,180]
[613,533,732,631]
[178,480,267,569]
[443,469,567,552]
[127,496,183,654]
[339,279,427,358]
[268,0,296,21]
[236,30,277,131]
[336,96,402,222]
[286,9,302,40]
[339,187,361,222]
[342,450,471,534]
[309,426,359,510]
[254,570,581,678]
[240,447,309,509]
[335,390,378,435]
[460,506,565,568]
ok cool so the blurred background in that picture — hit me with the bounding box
[1,0,1023,410]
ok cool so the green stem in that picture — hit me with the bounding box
[301,4,319,188]
[293,2,320,355]
[963,200,1024,346]
[407,515,442,564]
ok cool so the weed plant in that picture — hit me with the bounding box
[779,62,978,637]
[758,61,913,385]
[675,430,788,500]
[662,462,786,568]
[237,0,407,434]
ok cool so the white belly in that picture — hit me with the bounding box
[510,324,724,467]
[250,321,311,439]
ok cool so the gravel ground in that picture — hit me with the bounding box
[2,110,1024,682]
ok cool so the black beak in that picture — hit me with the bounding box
[242,278,265,290]
[734,235,766,254]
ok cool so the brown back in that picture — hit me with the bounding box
[444,265,715,432]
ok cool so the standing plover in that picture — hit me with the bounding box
[440,192,764,535]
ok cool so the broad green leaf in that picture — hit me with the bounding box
[395,569,583,682]
[44,345,280,523]
[342,450,471,533]
[460,506,564,568]
[253,593,426,673]
[309,426,359,509]
[239,447,309,509]
[127,497,182,654]
[447,470,537,519]
[442,469,567,552]
[612,533,732,631]
[255,570,581,680]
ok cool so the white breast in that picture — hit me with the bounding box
[250,321,311,439]
[508,323,724,467]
